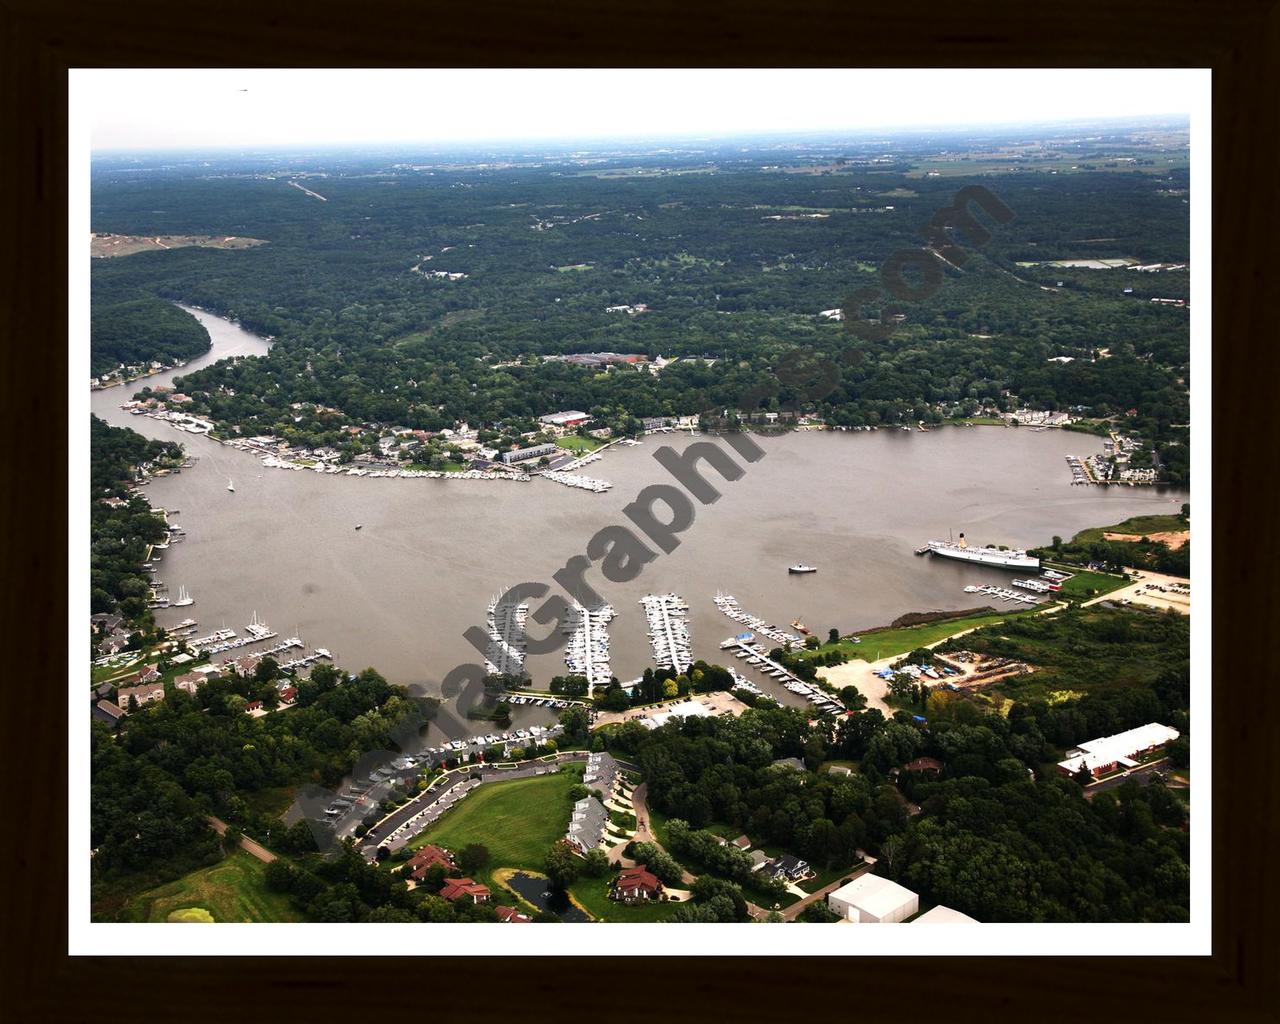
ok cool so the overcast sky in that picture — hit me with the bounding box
[77,68,1204,152]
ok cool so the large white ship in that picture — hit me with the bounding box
[927,533,1040,570]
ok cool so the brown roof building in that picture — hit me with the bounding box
[613,865,664,900]
[406,845,456,881]
[440,878,491,904]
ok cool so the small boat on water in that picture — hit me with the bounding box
[791,620,810,634]
[173,585,194,607]
[355,524,363,530]
[227,478,235,492]
[788,565,818,575]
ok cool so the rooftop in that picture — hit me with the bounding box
[829,874,918,918]
[914,905,979,924]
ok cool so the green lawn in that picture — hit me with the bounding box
[1051,567,1130,600]
[1071,515,1188,544]
[554,435,605,453]
[568,875,682,922]
[405,767,582,891]
[798,608,1044,663]
[124,850,299,923]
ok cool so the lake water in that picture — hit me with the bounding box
[92,308,1187,719]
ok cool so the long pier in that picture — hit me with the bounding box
[562,602,615,695]
[721,637,844,714]
[713,592,803,647]
[641,593,692,674]
[485,594,530,676]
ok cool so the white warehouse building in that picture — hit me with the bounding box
[828,874,919,924]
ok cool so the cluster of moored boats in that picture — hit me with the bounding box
[719,637,844,713]
[962,584,1041,605]
[505,694,581,708]
[713,592,804,647]
[641,593,693,673]
[485,594,530,676]
[541,470,612,492]
[562,602,616,690]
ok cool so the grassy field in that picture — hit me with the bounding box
[796,608,1044,663]
[568,875,682,922]
[404,766,684,921]
[1070,514,1188,544]
[1050,567,1130,600]
[407,767,581,870]
[554,434,605,453]
[124,850,299,923]
[955,605,1190,702]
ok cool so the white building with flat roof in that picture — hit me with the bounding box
[914,905,978,924]
[828,874,919,924]
[640,700,713,730]
[1057,722,1180,779]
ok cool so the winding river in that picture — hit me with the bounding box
[92,308,1187,721]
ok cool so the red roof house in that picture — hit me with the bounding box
[613,865,664,901]
[495,905,532,923]
[440,878,491,903]
[406,844,456,881]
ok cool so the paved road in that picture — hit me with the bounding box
[206,815,277,864]
[780,862,871,921]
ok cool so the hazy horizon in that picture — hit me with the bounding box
[77,68,1204,153]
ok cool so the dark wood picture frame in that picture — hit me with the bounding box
[3,0,1275,1019]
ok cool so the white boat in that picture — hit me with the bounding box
[173,585,194,607]
[926,533,1038,570]
[788,564,818,574]
[227,478,235,492]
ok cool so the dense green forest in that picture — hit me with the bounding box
[90,276,210,377]
[91,663,433,919]
[90,415,181,625]
[89,128,1191,477]
[595,606,1190,922]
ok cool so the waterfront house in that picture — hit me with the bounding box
[613,866,664,901]
[495,905,532,923]
[99,632,131,656]
[278,686,298,705]
[440,878,491,904]
[173,672,204,696]
[500,443,559,465]
[90,613,125,634]
[116,683,165,710]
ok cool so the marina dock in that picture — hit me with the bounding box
[484,593,530,677]
[720,636,844,714]
[562,601,616,694]
[713,592,804,647]
[641,592,692,674]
